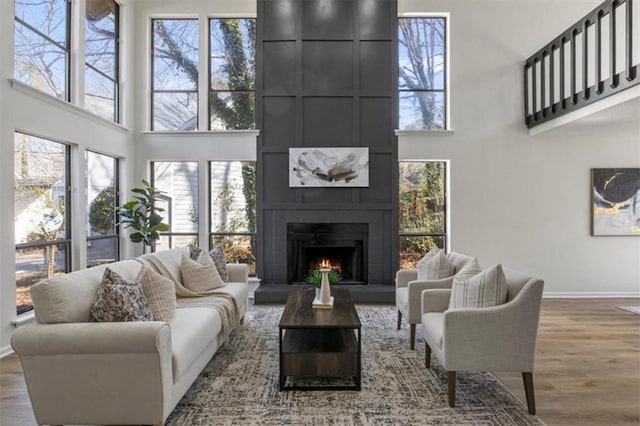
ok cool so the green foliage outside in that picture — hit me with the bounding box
[305,269,342,288]
[88,185,115,235]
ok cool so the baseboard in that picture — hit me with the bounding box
[544,292,640,298]
[0,345,14,359]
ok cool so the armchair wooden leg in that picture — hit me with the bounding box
[425,343,431,368]
[522,372,536,415]
[397,310,402,330]
[410,324,416,350]
[447,371,456,407]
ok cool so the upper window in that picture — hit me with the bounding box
[14,0,71,100]
[85,0,120,122]
[398,17,447,130]
[14,132,71,314]
[209,18,256,130]
[152,19,199,131]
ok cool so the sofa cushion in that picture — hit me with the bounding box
[170,306,222,382]
[181,252,225,292]
[417,247,441,281]
[91,268,153,322]
[449,264,508,309]
[136,266,177,322]
[423,250,456,280]
[30,260,142,324]
[209,247,230,282]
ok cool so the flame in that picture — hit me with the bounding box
[315,258,341,272]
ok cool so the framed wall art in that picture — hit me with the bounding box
[289,147,369,187]
[592,168,640,236]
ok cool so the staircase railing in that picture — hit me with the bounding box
[524,0,638,128]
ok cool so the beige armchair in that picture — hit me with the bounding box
[420,267,544,414]
[395,252,476,349]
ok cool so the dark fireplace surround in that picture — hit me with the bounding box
[287,223,368,284]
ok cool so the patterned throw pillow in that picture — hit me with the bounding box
[209,247,230,282]
[181,252,225,292]
[136,266,177,322]
[449,264,508,309]
[417,246,441,281]
[91,268,153,322]
[422,250,456,280]
[189,244,203,261]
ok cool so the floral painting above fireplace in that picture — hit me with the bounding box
[592,168,640,236]
[289,147,369,187]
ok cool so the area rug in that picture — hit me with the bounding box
[617,306,640,315]
[166,305,544,425]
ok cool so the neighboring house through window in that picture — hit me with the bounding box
[14,132,71,314]
[398,16,449,130]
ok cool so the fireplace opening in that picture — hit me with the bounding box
[287,223,368,284]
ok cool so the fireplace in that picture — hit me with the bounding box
[287,223,368,284]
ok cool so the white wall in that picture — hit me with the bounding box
[398,0,640,295]
[0,0,136,355]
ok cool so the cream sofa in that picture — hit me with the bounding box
[11,247,249,426]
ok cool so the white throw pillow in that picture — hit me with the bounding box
[449,264,508,309]
[181,251,225,292]
[448,258,482,308]
[417,246,442,281]
[136,266,177,322]
[422,250,456,280]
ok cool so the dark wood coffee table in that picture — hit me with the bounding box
[278,287,362,391]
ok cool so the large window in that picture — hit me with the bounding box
[14,132,71,314]
[210,161,256,274]
[209,18,256,130]
[398,17,447,130]
[85,0,120,122]
[151,161,199,249]
[399,161,447,270]
[86,151,119,267]
[14,0,71,100]
[152,19,199,131]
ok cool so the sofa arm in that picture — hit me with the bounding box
[421,288,452,314]
[11,322,173,426]
[227,263,249,284]
[404,277,455,323]
[395,270,417,288]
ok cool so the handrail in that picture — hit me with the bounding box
[524,0,638,128]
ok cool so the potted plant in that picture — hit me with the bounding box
[305,269,342,287]
[117,180,169,253]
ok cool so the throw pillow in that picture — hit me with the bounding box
[417,246,441,281]
[422,250,456,280]
[136,266,177,322]
[449,264,508,309]
[209,247,230,282]
[91,268,153,322]
[449,258,482,308]
[189,244,203,261]
[181,251,225,292]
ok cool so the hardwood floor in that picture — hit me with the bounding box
[1,298,639,425]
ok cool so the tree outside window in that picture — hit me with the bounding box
[398,17,447,130]
[399,161,447,269]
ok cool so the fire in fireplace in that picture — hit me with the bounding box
[287,223,368,284]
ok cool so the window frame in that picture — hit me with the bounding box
[398,160,449,269]
[85,150,120,267]
[84,0,121,123]
[208,17,256,130]
[150,18,200,131]
[14,0,72,101]
[397,14,450,131]
[14,132,72,315]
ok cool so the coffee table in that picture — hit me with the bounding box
[278,287,362,391]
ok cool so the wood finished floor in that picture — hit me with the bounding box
[1,298,639,425]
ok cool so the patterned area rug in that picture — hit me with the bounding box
[167,305,544,425]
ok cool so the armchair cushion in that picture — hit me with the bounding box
[450,264,507,309]
[416,247,441,280]
[91,268,153,322]
[423,250,455,280]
